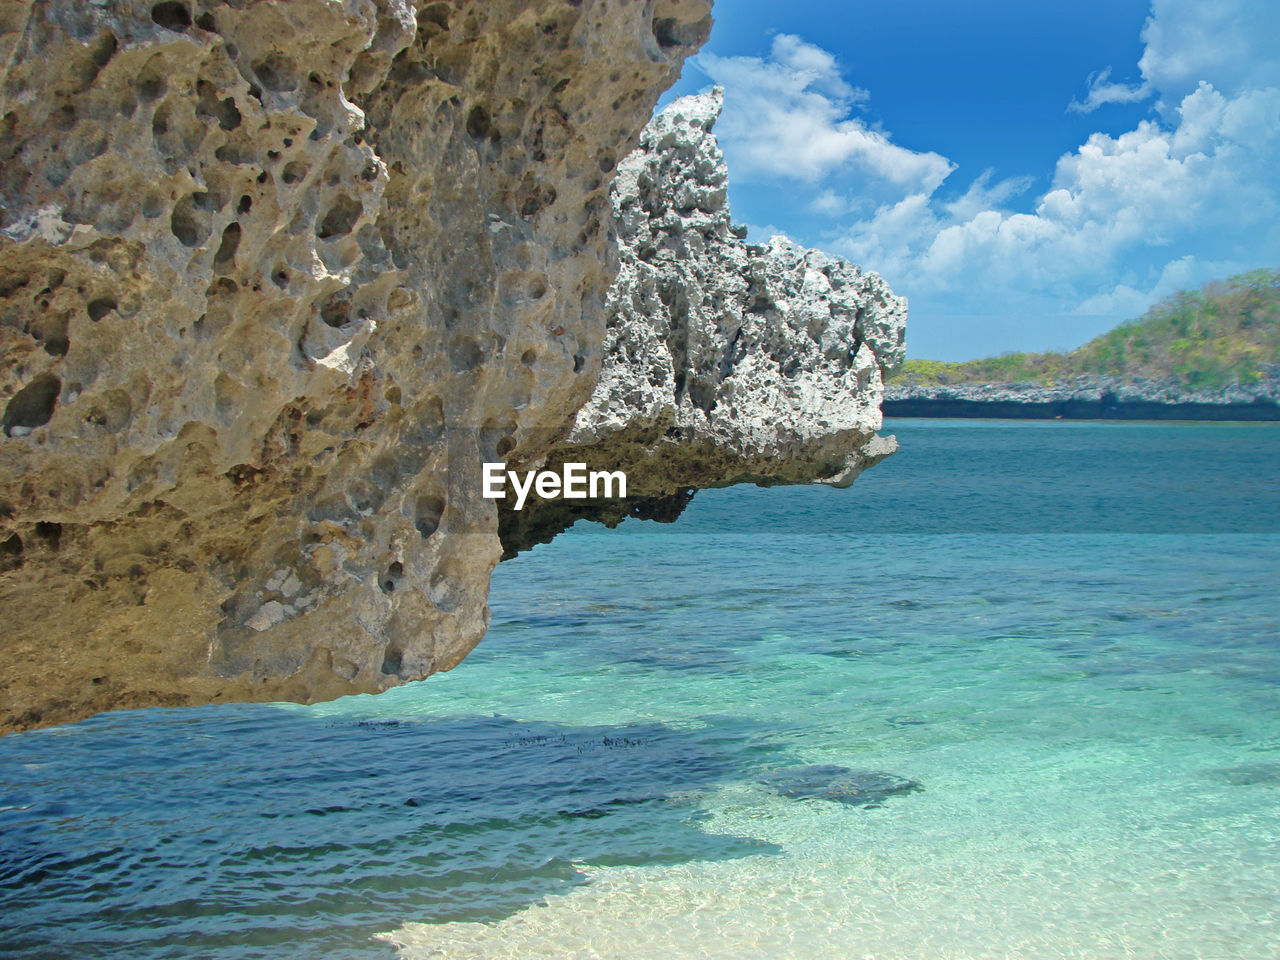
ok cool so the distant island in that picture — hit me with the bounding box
[885,268,1280,420]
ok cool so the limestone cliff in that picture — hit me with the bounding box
[500,89,905,551]
[0,0,712,732]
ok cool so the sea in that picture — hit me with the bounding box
[2,419,1279,960]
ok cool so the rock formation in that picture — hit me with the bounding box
[884,372,1280,420]
[0,0,713,732]
[0,3,903,734]
[500,89,905,551]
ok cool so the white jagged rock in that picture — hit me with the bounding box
[500,89,907,548]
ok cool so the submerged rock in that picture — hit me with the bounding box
[1209,763,1280,786]
[760,764,923,808]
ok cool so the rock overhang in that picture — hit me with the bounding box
[0,1,904,734]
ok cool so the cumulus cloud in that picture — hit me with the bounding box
[695,1,1280,356]
[694,35,954,196]
[815,0,1280,355]
[1138,0,1280,107]
[1070,0,1280,118]
[840,79,1280,307]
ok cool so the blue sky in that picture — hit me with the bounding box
[663,0,1280,360]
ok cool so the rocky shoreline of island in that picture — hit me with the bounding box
[883,372,1280,420]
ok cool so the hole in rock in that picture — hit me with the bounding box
[4,373,60,435]
[421,2,450,29]
[91,33,118,68]
[37,315,69,357]
[0,533,22,573]
[317,196,360,239]
[415,494,445,539]
[465,105,490,140]
[381,561,404,595]
[380,644,403,676]
[213,222,241,270]
[217,97,241,131]
[253,57,296,93]
[652,17,682,48]
[151,2,191,32]
[86,297,117,322]
[319,294,350,328]
[170,199,205,247]
[33,521,61,550]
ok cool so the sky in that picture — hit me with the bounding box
[662,0,1280,360]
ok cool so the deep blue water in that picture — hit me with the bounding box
[2,420,1279,959]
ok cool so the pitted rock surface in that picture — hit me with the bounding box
[500,90,906,551]
[0,0,713,732]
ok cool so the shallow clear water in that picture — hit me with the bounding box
[3,420,1280,959]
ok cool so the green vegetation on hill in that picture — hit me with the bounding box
[895,268,1280,390]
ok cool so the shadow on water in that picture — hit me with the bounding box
[0,705,782,960]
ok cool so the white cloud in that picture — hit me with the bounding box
[1138,0,1280,108]
[1069,68,1150,114]
[694,35,954,195]
[768,33,867,103]
[1073,256,1247,317]
[941,170,1035,221]
[806,189,851,217]
[843,80,1280,300]
[698,1,1280,357]
[827,0,1280,356]
[1071,1,1280,116]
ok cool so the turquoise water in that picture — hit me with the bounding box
[3,420,1280,959]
